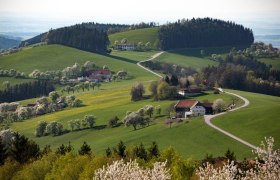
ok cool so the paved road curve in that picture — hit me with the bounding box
[204,91,257,150]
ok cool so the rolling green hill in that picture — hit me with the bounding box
[0,44,278,160]
[12,86,253,160]
[154,48,220,70]
[109,27,159,49]
[213,89,280,148]
[0,45,156,82]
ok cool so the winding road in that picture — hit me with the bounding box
[204,91,257,150]
[137,51,164,78]
[138,51,257,150]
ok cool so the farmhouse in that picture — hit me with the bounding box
[89,69,112,82]
[115,44,136,51]
[174,100,205,118]
[178,87,202,97]
[174,100,214,118]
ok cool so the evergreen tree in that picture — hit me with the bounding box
[8,132,40,163]
[135,143,148,161]
[164,75,170,84]
[116,141,126,158]
[106,147,112,157]
[78,141,92,155]
[0,137,6,165]
[170,74,179,86]
[148,141,160,159]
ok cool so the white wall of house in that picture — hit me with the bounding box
[191,106,206,116]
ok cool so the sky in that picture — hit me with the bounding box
[1,0,280,24]
[0,0,280,40]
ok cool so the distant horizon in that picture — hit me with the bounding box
[1,0,280,25]
[0,15,279,37]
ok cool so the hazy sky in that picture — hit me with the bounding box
[1,0,280,24]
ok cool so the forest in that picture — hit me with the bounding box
[0,80,54,102]
[158,18,254,50]
[202,51,280,96]
[42,25,109,53]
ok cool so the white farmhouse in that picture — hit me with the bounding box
[174,99,206,118]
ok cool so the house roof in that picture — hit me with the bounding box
[92,69,111,75]
[202,103,213,108]
[175,100,198,108]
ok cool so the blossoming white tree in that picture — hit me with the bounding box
[94,159,171,180]
[197,137,280,180]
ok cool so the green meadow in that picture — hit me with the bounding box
[213,89,280,148]
[154,48,219,70]
[12,84,252,160]
[0,44,277,160]
[109,27,159,49]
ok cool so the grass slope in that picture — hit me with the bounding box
[154,48,219,70]
[213,89,280,148]
[12,86,252,160]
[0,45,157,82]
[109,27,159,49]
[0,44,274,160]
[259,57,280,70]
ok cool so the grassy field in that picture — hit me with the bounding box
[109,27,159,49]
[12,84,252,160]
[154,48,219,70]
[0,45,158,82]
[213,89,280,148]
[259,57,280,70]
[0,44,276,160]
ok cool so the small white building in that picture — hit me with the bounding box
[174,100,206,118]
[178,88,202,97]
[115,44,135,51]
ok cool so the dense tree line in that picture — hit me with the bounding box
[223,52,280,81]
[202,52,280,96]
[0,80,54,103]
[159,18,254,50]
[20,24,109,53]
[43,25,109,53]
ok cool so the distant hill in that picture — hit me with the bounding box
[0,35,21,50]
[109,27,160,49]
[19,18,255,52]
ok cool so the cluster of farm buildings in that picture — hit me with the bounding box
[68,69,112,83]
[174,87,229,119]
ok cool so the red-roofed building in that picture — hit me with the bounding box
[89,69,112,82]
[174,99,206,118]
